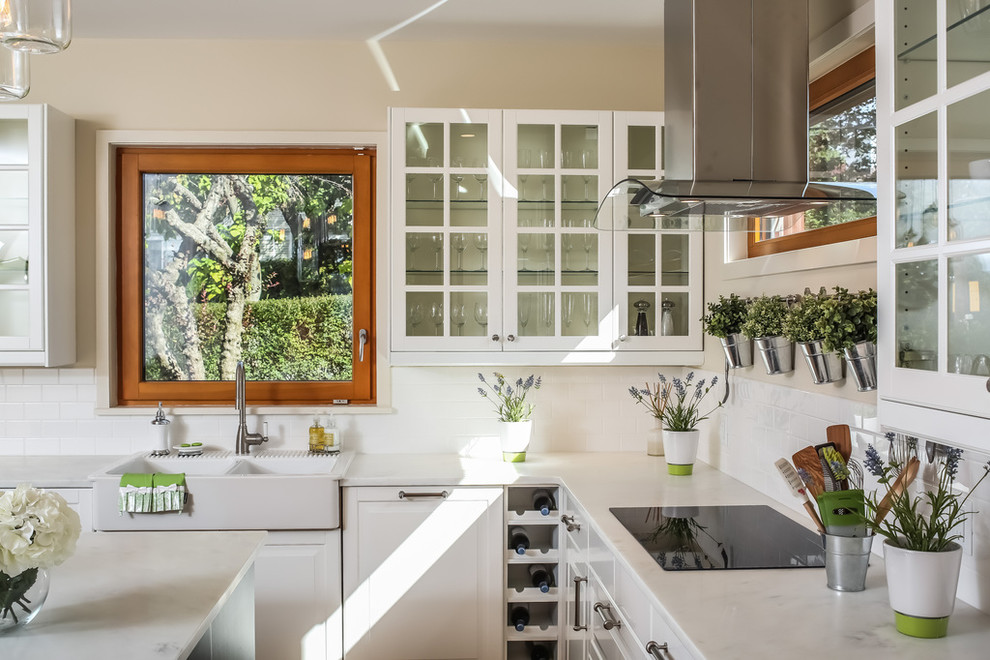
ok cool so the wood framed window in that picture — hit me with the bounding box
[116,147,376,406]
[748,46,877,258]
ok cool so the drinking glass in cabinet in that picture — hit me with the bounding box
[474,234,488,270]
[948,253,990,373]
[406,292,442,337]
[429,302,444,337]
[518,124,554,169]
[562,292,596,336]
[474,301,488,335]
[948,88,990,241]
[450,123,488,168]
[895,112,937,248]
[405,173,443,227]
[561,124,598,169]
[450,170,465,201]
[404,122,443,166]
[474,173,487,201]
[895,259,938,370]
[450,304,466,336]
[452,292,486,336]
[518,292,554,337]
[582,234,597,272]
[450,233,467,270]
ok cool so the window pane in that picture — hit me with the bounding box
[142,173,354,382]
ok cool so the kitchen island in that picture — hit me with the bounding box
[342,452,990,660]
[1,530,266,659]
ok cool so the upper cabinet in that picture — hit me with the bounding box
[0,104,74,367]
[877,1,990,447]
[389,107,703,365]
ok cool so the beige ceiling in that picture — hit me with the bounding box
[71,0,869,43]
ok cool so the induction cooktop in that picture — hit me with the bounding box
[610,505,825,571]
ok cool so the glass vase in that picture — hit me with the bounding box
[0,567,50,634]
[1,0,72,54]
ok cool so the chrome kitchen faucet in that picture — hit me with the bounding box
[235,360,268,455]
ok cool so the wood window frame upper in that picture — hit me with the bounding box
[116,146,376,407]
[747,46,877,258]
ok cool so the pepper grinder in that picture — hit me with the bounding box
[150,402,171,456]
[634,299,651,336]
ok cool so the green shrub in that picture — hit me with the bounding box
[740,295,790,339]
[700,294,749,338]
[819,287,877,354]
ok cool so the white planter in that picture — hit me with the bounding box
[499,420,533,463]
[662,429,700,475]
[883,540,963,638]
[647,425,664,456]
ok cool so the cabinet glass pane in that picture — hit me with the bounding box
[627,125,657,170]
[947,1,990,87]
[562,174,596,204]
[561,125,597,169]
[518,232,554,285]
[948,252,990,374]
[0,171,28,224]
[895,0,937,110]
[405,232,443,285]
[450,123,487,168]
[449,232,488,286]
[0,229,29,284]
[0,290,29,336]
[661,234,689,286]
[628,234,655,286]
[0,119,28,165]
[451,291,487,337]
[562,291,597,336]
[405,292,443,337]
[628,293,656,337]
[895,259,938,370]
[518,125,554,168]
[405,173,443,227]
[948,88,990,241]
[895,112,938,248]
[405,122,443,167]
[561,234,597,286]
[517,292,554,337]
[660,293,689,336]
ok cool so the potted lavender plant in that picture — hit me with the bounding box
[477,372,541,462]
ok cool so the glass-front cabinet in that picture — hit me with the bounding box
[0,105,74,367]
[878,0,990,442]
[390,107,702,364]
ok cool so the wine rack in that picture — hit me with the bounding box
[505,485,562,659]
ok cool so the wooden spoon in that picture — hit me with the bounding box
[826,424,853,463]
[792,446,825,497]
[874,456,921,525]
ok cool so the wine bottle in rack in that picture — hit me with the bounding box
[529,563,553,593]
[527,641,551,660]
[510,526,531,555]
[532,489,555,516]
[510,604,530,632]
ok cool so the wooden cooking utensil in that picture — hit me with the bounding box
[792,446,826,497]
[874,456,921,525]
[826,424,853,463]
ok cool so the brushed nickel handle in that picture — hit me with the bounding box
[398,490,449,500]
[573,576,587,631]
[561,514,581,532]
[646,640,669,659]
[594,601,621,630]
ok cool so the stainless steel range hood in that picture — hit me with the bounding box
[597,0,875,231]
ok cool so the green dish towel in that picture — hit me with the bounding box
[153,473,187,513]
[119,473,154,513]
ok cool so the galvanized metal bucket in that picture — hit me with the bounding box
[844,340,877,392]
[754,336,794,375]
[719,332,753,369]
[798,340,845,384]
[824,533,874,592]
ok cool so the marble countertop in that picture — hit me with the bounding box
[0,455,126,488]
[343,452,990,659]
[1,530,267,659]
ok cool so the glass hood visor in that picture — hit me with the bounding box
[594,178,877,232]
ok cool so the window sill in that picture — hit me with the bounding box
[722,234,876,281]
[94,405,396,417]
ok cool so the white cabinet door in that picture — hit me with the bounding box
[254,530,342,660]
[0,104,74,366]
[342,486,503,660]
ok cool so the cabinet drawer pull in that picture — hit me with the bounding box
[398,490,449,500]
[594,601,621,630]
[561,514,581,532]
[573,576,588,631]
[646,641,669,658]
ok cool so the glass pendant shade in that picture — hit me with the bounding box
[0,0,71,54]
[0,45,28,100]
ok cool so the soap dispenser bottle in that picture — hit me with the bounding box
[325,414,342,453]
[151,402,171,456]
[308,417,325,453]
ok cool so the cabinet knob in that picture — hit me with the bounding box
[619,334,628,342]
[491,334,500,342]
[507,334,517,342]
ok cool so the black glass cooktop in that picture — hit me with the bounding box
[610,505,825,571]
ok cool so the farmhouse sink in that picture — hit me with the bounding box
[90,450,352,531]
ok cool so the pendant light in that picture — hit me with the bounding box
[0,44,28,100]
[0,0,71,54]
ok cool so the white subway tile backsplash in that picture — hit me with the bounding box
[22,369,60,385]
[5,385,42,403]
[41,385,77,402]
[0,369,23,385]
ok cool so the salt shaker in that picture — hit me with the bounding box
[151,402,171,456]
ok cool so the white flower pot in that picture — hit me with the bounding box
[647,425,664,456]
[662,429,700,475]
[883,540,963,638]
[499,420,533,463]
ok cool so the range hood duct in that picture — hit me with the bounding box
[598,0,875,229]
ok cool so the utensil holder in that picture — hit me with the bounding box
[824,532,874,592]
[816,490,867,537]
